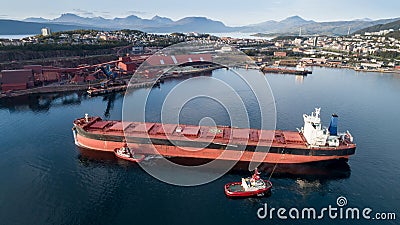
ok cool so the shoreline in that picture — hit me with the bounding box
[322,65,400,74]
[1,65,224,99]
[2,65,399,99]
[0,80,158,99]
[275,63,400,74]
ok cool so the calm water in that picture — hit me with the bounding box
[151,32,273,40]
[0,34,37,39]
[208,32,273,40]
[0,67,399,225]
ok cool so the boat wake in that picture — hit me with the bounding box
[144,155,165,161]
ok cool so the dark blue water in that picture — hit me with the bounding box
[0,67,398,225]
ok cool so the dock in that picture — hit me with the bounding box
[87,85,127,97]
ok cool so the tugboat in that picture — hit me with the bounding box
[114,143,145,163]
[224,169,272,198]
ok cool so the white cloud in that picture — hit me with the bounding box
[72,9,96,17]
[126,10,148,16]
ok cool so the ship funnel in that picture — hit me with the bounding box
[328,114,338,136]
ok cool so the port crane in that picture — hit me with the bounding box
[98,64,120,88]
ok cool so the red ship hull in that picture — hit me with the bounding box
[74,133,351,163]
[72,117,356,164]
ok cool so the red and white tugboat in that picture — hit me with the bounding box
[224,169,272,198]
[114,143,145,163]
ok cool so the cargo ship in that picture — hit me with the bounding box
[72,108,356,164]
[261,65,312,76]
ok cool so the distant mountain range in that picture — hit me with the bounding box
[1,13,399,36]
[0,19,93,35]
[354,19,400,34]
[240,16,400,35]
[22,13,233,33]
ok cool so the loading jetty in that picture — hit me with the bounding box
[87,85,127,97]
[87,81,161,97]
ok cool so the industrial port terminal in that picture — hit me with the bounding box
[0,52,226,98]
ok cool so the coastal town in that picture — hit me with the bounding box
[255,29,400,71]
[1,27,400,97]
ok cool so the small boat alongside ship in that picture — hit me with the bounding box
[224,169,272,198]
[114,144,145,163]
[72,108,356,164]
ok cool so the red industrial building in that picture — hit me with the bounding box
[0,69,34,92]
[24,65,42,74]
[118,57,138,72]
[42,67,62,82]
[71,75,85,84]
[0,54,169,92]
[274,52,287,57]
[42,71,60,82]
[130,55,151,64]
[23,65,61,83]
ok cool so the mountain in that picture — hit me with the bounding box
[52,13,111,27]
[24,17,50,23]
[113,15,166,29]
[4,14,400,35]
[240,16,400,35]
[240,16,315,33]
[280,16,315,25]
[18,13,233,33]
[302,18,400,35]
[0,20,95,35]
[151,15,173,25]
[156,17,232,33]
[353,18,373,22]
[354,19,400,34]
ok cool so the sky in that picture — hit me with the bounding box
[1,0,400,26]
